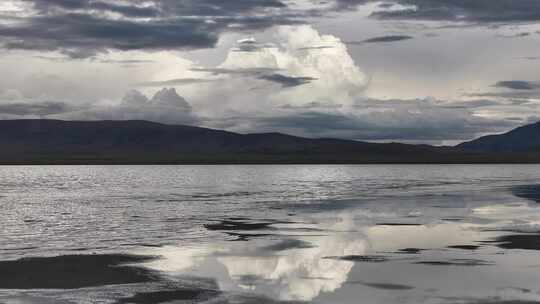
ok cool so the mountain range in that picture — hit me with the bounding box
[457,121,540,152]
[0,119,539,164]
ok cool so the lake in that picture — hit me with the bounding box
[1,165,540,304]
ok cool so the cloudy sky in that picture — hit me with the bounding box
[1,0,540,144]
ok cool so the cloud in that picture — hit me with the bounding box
[0,88,23,101]
[186,26,517,143]
[136,78,216,87]
[61,88,197,125]
[518,56,540,61]
[97,59,155,65]
[348,35,414,44]
[496,32,531,38]
[231,38,277,53]
[122,89,150,106]
[332,0,540,24]
[259,74,317,87]
[150,87,191,109]
[0,13,220,58]
[0,0,302,57]
[166,25,514,143]
[219,98,514,142]
[470,91,540,100]
[1,22,519,143]
[28,0,161,18]
[297,46,336,51]
[3,0,540,60]
[190,67,281,76]
[0,88,76,117]
[494,80,540,90]
[437,99,502,109]
[7,0,538,60]
[215,26,368,107]
[280,101,344,110]
[0,101,71,116]
[469,80,540,102]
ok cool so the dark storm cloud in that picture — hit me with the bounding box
[494,80,540,90]
[259,74,317,87]
[28,0,161,17]
[0,13,221,57]
[348,35,414,44]
[210,98,514,142]
[155,0,287,16]
[471,91,540,100]
[438,99,501,109]
[191,67,316,89]
[251,110,513,141]
[6,0,539,58]
[0,101,71,116]
[26,0,288,17]
[0,0,301,57]
[331,0,540,24]
[4,0,540,58]
[465,81,540,105]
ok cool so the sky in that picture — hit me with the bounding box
[1,1,540,144]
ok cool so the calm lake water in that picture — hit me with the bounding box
[2,165,540,304]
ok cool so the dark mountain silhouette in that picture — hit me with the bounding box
[457,121,540,152]
[0,119,538,164]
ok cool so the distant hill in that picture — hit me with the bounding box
[457,121,540,152]
[0,119,538,164]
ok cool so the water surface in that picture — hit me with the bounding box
[1,165,540,303]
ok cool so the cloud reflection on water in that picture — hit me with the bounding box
[139,213,366,301]
[131,184,540,304]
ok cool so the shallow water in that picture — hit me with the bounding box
[2,165,540,303]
